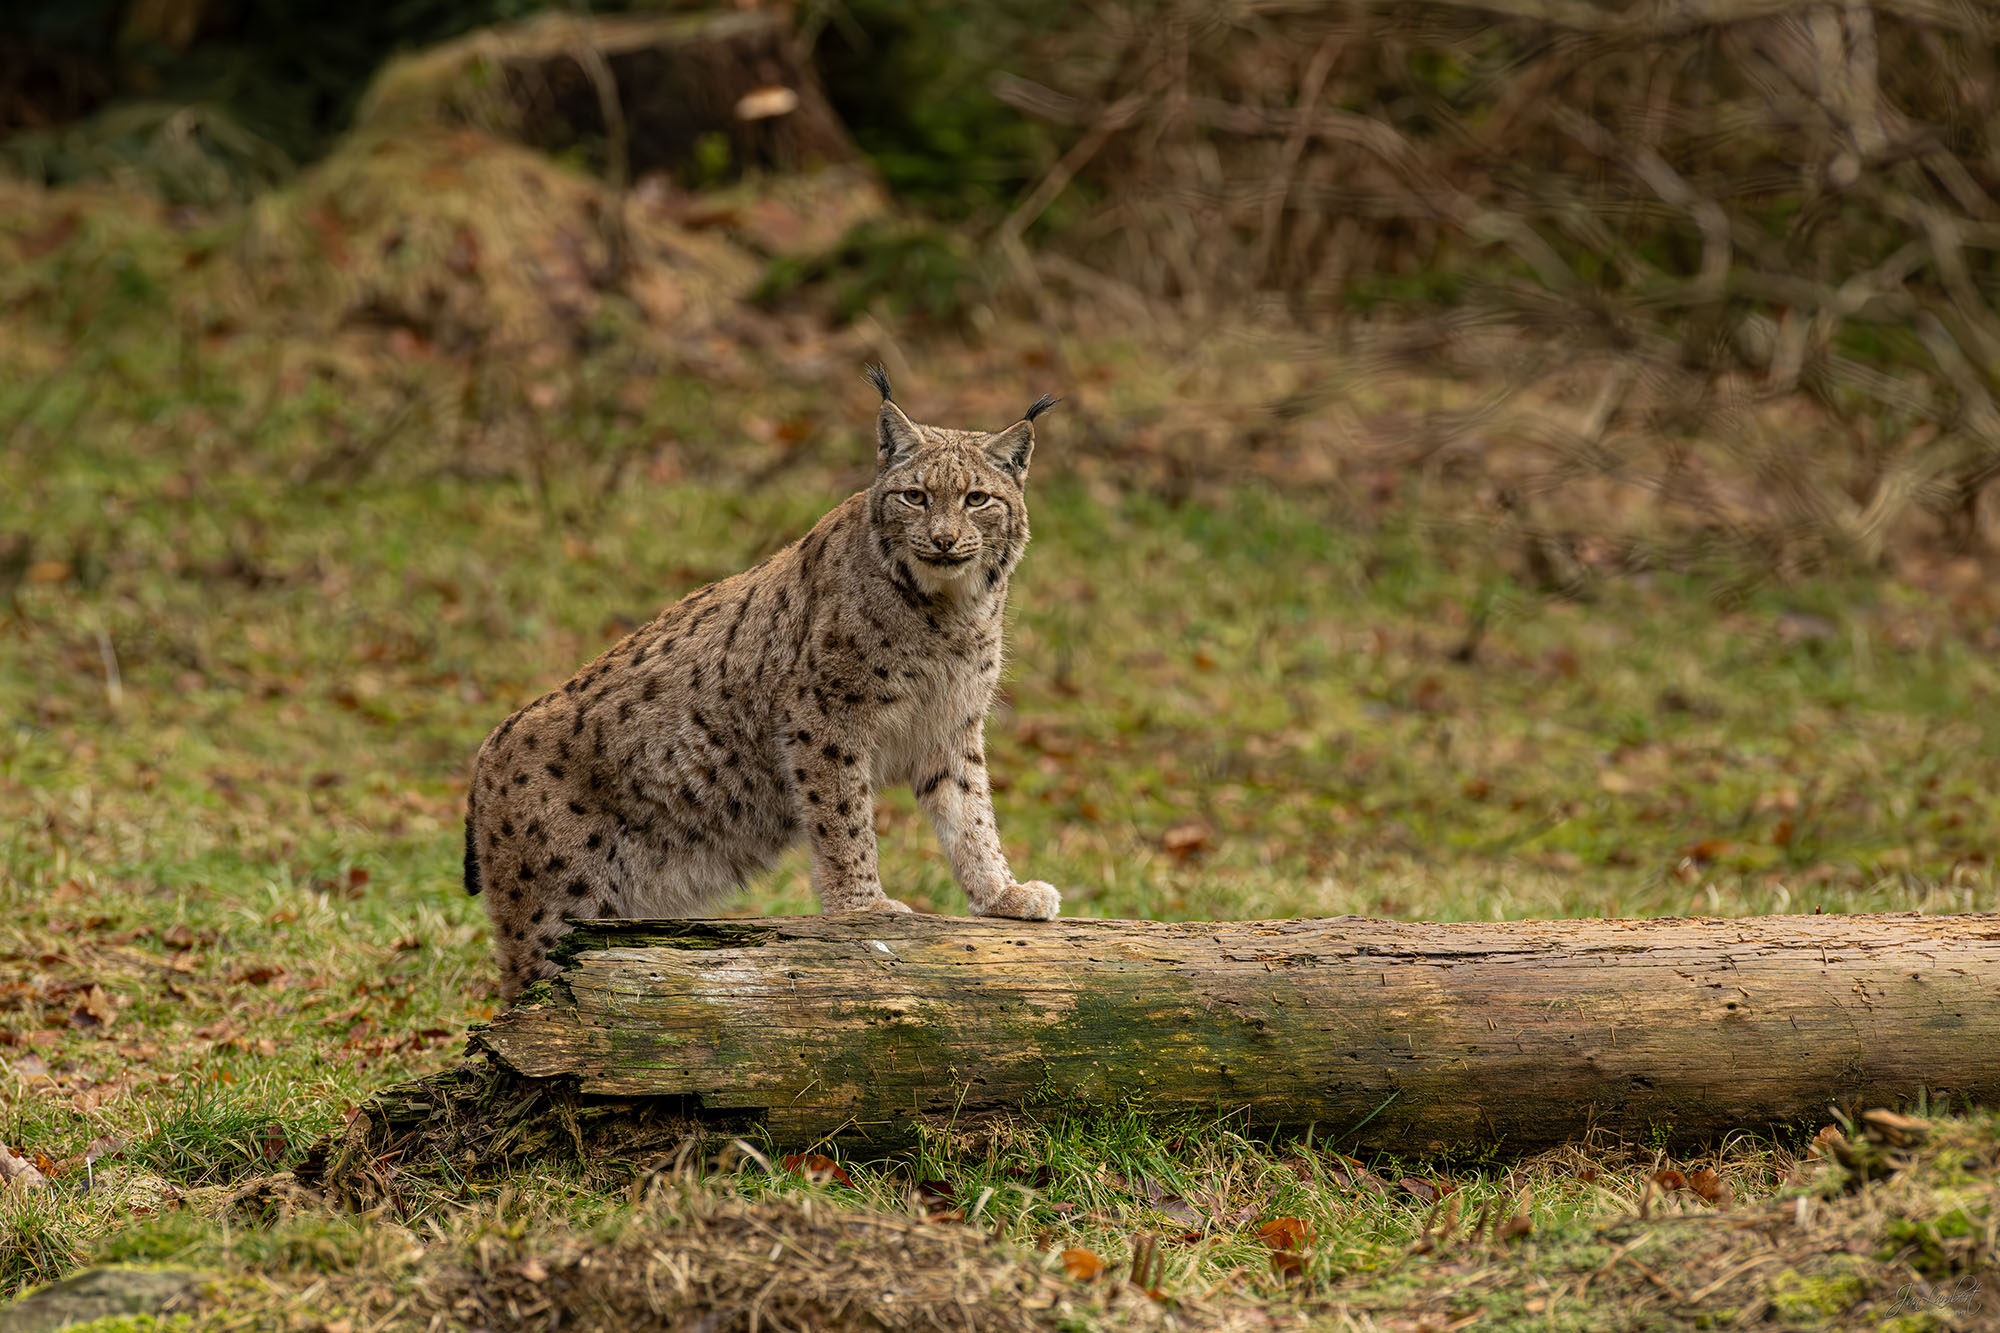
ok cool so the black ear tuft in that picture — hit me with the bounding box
[864,364,894,402]
[1023,393,1059,422]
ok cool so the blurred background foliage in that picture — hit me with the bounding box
[6,0,2000,566]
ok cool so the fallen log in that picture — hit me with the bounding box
[328,913,1999,1183]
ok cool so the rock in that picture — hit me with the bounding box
[0,1267,203,1332]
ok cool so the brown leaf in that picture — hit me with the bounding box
[1255,1217,1310,1251]
[1147,1192,1204,1230]
[0,1142,48,1191]
[70,1078,135,1111]
[1497,1212,1533,1241]
[1015,720,1076,757]
[914,1178,958,1220]
[162,924,198,950]
[1861,1108,1929,1147]
[70,984,115,1033]
[517,1257,548,1283]
[232,965,285,986]
[1678,837,1733,865]
[1652,1169,1686,1191]
[260,1124,290,1162]
[1061,1248,1107,1280]
[781,1152,853,1187]
[1161,822,1212,861]
[1268,1249,1303,1278]
[1686,1167,1729,1206]
[1399,1177,1436,1204]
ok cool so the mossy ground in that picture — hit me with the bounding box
[3,166,1997,1328]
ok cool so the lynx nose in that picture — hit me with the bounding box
[933,531,960,551]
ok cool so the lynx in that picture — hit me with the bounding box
[464,368,1063,1001]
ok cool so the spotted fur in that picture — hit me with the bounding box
[466,371,1062,1001]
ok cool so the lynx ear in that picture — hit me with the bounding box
[985,394,1055,478]
[877,398,922,469]
[983,420,1036,479]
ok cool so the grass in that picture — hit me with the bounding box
[3,169,1998,1328]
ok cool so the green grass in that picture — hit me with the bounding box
[3,214,1998,1326]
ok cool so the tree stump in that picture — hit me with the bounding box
[359,11,856,183]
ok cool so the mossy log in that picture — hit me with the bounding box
[328,913,1998,1184]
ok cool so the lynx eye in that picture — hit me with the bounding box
[900,488,928,506]
[965,491,990,507]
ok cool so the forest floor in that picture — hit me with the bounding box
[3,142,1999,1329]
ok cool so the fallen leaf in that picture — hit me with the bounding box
[1269,1249,1303,1278]
[1161,822,1211,861]
[260,1124,290,1162]
[781,1152,853,1187]
[1255,1216,1310,1251]
[162,924,198,950]
[0,1141,47,1191]
[232,965,285,986]
[1686,1167,1729,1206]
[1861,1108,1929,1146]
[912,1178,959,1220]
[1653,1169,1686,1191]
[1061,1247,1107,1280]
[517,1257,548,1283]
[70,1078,135,1111]
[1497,1211,1533,1241]
[1678,838,1733,865]
[1399,1177,1436,1204]
[70,984,115,1033]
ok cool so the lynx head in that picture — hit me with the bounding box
[862,365,1056,596]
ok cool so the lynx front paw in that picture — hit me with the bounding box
[972,880,1062,921]
[825,895,915,914]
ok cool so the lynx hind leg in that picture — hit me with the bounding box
[970,880,1062,921]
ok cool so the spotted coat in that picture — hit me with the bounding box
[466,372,1062,1001]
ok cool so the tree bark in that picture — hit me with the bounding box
[417,912,2000,1158]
